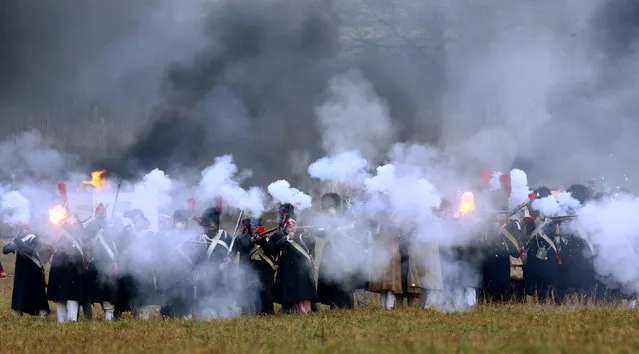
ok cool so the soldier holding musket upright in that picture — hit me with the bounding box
[83,203,119,321]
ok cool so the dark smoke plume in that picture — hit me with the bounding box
[95,0,340,182]
[94,0,448,185]
[4,0,639,193]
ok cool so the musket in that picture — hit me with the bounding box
[256,226,281,237]
[507,200,531,219]
[296,225,317,230]
[475,209,510,214]
[181,240,216,244]
[296,224,354,233]
[111,183,121,219]
[546,215,578,222]
[57,183,69,211]
[226,210,244,257]
[79,216,92,226]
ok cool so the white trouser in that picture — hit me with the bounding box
[451,288,476,309]
[421,289,445,309]
[354,289,369,306]
[56,301,79,323]
[466,288,477,307]
[134,305,153,320]
[380,291,396,310]
[196,308,219,320]
[102,301,115,321]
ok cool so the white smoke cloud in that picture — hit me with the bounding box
[570,195,639,294]
[197,155,266,217]
[362,162,441,231]
[315,69,395,161]
[0,130,76,180]
[133,168,173,211]
[307,150,371,187]
[508,169,530,210]
[364,164,395,194]
[489,171,504,191]
[267,180,312,211]
[0,191,30,226]
[533,192,581,217]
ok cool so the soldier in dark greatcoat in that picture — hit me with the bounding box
[192,203,233,319]
[115,209,157,320]
[271,204,317,314]
[316,193,359,309]
[158,209,196,319]
[236,217,278,315]
[47,213,86,323]
[2,224,50,319]
[83,203,119,320]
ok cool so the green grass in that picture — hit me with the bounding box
[1,252,639,353]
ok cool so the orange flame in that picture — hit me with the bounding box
[457,191,476,216]
[49,205,67,224]
[81,170,107,191]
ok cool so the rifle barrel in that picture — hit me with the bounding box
[547,215,577,220]
[257,226,280,237]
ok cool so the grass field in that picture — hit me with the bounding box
[2,252,639,353]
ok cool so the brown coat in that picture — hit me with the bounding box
[368,228,403,294]
[407,240,443,293]
[406,245,425,295]
[368,228,444,295]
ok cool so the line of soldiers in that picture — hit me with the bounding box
[1,192,374,321]
[447,182,635,306]
[2,184,635,322]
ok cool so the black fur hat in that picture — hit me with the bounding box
[279,203,295,227]
[439,198,453,211]
[534,186,552,199]
[320,193,342,213]
[123,209,150,229]
[593,192,608,201]
[173,209,189,225]
[566,184,594,205]
[198,207,221,230]
[242,217,262,233]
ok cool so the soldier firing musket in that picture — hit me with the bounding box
[269,203,318,314]
[233,217,278,315]
[47,182,87,323]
